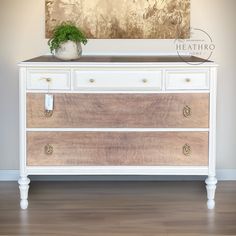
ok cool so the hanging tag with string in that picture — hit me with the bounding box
[44,78,54,117]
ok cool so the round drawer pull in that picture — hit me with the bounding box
[89,79,95,83]
[185,78,191,83]
[40,77,52,83]
[44,144,53,155]
[183,143,191,156]
[183,105,191,118]
[44,110,53,118]
[142,79,148,83]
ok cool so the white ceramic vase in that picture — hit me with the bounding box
[54,40,82,60]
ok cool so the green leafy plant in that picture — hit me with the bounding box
[48,22,88,53]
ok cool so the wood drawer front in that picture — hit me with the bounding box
[27,132,209,166]
[27,93,209,128]
[27,69,71,90]
[74,70,162,90]
[166,70,209,90]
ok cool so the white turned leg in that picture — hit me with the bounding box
[18,176,30,210]
[205,176,217,209]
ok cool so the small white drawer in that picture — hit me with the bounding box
[73,70,162,91]
[165,70,209,90]
[27,69,71,90]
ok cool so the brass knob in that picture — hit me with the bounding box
[40,78,52,82]
[44,144,53,155]
[185,78,191,83]
[44,110,53,118]
[89,79,95,83]
[183,105,191,118]
[183,143,191,156]
[142,79,148,83]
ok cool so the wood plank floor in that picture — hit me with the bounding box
[0,181,236,235]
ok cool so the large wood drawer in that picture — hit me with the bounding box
[27,93,209,128]
[27,132,209,166]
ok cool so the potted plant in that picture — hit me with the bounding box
[48,22,88,60]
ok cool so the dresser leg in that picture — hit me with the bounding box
[205,176,217,209]
[18,176,30,210]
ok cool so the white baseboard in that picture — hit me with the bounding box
[0,170,20,181]
[0,169,235,181]
[216,169,236,180]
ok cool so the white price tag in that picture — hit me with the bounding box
[45,94,54,111]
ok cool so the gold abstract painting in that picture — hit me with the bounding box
[45,0,190,39]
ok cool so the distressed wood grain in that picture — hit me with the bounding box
[27,93,209,128]
[27,132,209,166]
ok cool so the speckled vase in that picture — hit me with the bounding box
[55,40,82,60]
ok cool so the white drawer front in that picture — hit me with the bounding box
[27,69,71,90]
[74,70,162,91]
[166,70,209,90]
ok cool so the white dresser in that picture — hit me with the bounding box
[18,55,218,210]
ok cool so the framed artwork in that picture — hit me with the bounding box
[46,0,190,39]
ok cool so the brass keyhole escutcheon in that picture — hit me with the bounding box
[183,143,191,156]
[183,105,192,118]
[44,110,53,118]
[44,144,53,155]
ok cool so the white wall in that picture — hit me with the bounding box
[0,0,236,170]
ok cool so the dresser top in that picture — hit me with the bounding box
[23,55,213,64]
